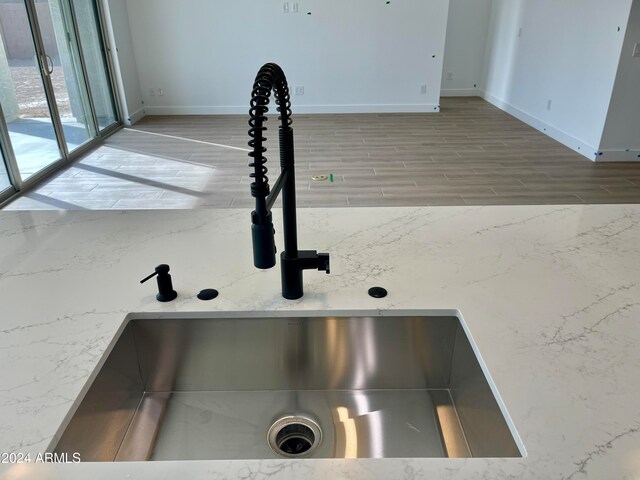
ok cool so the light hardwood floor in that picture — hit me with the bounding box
[5,97,640,210]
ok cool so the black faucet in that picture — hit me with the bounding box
[248,63,330,300]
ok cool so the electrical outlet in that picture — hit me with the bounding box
[158,89,165,97]
[518,27,523,38]
[292,2,299,13]
[295,86,305,96]
[420,84,427,95]
[282,2,289,13]
[547,99,552,111]
[633,42,640,58]
[446,72,453,81]
[149,88,156,97]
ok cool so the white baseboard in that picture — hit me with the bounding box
[126,107,146,126]
[595,149,640,162]
[144,104,442,115]
[145,106,245,115]
[480,90,598,161]
[296,104,441,114]
[441,88,481,97]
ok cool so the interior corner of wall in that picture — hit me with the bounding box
[126,107,146,126]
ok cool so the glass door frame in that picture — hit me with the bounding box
[96,0,124,136]
[0,102,21,201]
[24,0,72,162]
[0,0,123,207]
[69,0,123,136]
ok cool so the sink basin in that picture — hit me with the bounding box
[53,312,523,460]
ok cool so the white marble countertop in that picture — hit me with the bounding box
[1,205,639,480]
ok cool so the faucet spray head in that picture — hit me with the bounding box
[252,211,277,270]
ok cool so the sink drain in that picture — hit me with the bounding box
[268,416,322,458]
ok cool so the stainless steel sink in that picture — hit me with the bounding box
[53,312,523,461]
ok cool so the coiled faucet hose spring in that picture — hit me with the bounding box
[248,63,294,201]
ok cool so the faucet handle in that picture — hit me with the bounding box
[317,253,330,274]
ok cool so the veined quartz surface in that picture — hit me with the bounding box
[0,206,639,479]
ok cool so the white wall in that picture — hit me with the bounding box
[123,0,450,115]
[104,0,144,124]
[599,0,640,161]
[481,0,633,160]
[441,0,492,97]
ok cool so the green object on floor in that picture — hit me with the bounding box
[330,174,334,183]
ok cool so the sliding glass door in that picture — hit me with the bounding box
[32,0,96,154]
[71,0,118,131]
[0,0,63,180]
[0,0,119,195]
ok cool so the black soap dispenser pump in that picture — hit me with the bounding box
[140,264,178,302]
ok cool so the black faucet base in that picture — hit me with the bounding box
[281,251,331,300]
